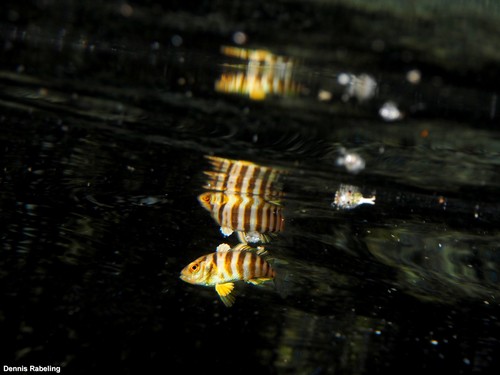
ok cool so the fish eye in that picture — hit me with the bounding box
[190,263,200,272]
[201,194,211,202]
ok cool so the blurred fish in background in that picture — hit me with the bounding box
[215,46,300,100]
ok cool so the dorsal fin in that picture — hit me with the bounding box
[220,226,234,237]
[232,244,273,261]
[231,243,254,252]
[255,246,268,257]
[216,243,231,252]
[217,243,269,255]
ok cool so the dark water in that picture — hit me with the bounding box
[1,1,500,374]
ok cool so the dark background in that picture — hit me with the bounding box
[1,1,500,374]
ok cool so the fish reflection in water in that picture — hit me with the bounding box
[180,243,275,307]
[215,46,300,100]
[199,156,286,244]
[332,184,376,210]
[182,156,286,306]
[198,193,285,243]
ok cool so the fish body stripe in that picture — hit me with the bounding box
[223,251,233,279]
[205,253,217,283]
[240,165,255,193]
[252,167,267,196]
[259,169,272,196]
[226,163,243,191]
[254,254,263,277]
[243,252,255,280]
[249,197,259,232]
[235,251,245,278]
[215,251,230,281]
[231,251,243,279]
[237,195,249,233]
[221,197,232,230]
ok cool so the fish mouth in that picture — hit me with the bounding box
[179,272,194,284]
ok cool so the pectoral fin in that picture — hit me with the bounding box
[215,283,236,307]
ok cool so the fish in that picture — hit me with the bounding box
[215,46,299,100]
[203,155,285,197]
[332,183,376,210]
[180,243,275,307]
[199,156,286,243]
[198,191,284,243]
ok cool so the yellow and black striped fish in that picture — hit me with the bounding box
[215,46,299,101]
[203,156,284,197]
[199,156,286,243]
[198,192,284,241]
[180,243,275,307]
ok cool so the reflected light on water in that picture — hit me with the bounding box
[338,72,377,102]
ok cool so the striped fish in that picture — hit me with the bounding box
[203,156,284,197]
[216,46,299,100]
[198,192,284,241]
[199,156,286,243]
[180,243,275,307]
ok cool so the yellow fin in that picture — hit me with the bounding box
[247,277,273,285]
[215,283,235,307]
